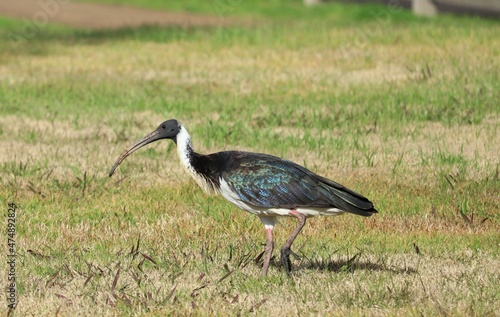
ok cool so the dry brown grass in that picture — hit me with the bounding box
[1,112,498,190]
[12,251,500,316]
[2,112,499,316]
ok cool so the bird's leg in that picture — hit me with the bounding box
[281,210,306,276]
[262,228,274,276]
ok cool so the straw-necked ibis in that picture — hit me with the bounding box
[109,119,377,276]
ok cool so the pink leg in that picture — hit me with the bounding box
[262,228,274,276]
[281,209,306,276]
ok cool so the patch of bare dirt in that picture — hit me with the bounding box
[0,0,238,29]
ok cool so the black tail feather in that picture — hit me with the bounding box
[317,176,377,217]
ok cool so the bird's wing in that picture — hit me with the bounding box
[294,165,376,216]
[222,155,328,209]
[222,152,376,216]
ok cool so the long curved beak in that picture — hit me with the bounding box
[109,129,161,177]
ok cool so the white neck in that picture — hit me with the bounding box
[176,125,194,172]
[175,125,216,194]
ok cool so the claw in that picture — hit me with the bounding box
[280,248,299,276]
[289,249,300,260]
[280,248,291,275]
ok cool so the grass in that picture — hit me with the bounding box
[72,0,413,21]
[1,1,500,315]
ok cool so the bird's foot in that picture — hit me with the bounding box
[280,248,300,276]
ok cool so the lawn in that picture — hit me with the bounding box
[1,1,499,316]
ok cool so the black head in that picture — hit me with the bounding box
[109,119,181,177]
[156,119,181,142]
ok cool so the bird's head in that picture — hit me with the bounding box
[109,119,181,177]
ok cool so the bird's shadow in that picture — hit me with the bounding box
[267,253,418,275]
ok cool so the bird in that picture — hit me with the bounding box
[109,119,377,276]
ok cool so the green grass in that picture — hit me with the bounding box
[72,0,410,21]
[1,1,499,316]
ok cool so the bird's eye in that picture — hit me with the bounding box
[162,125,166,129]
[171,129,175,132]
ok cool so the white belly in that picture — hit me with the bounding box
[219,178,346,217]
